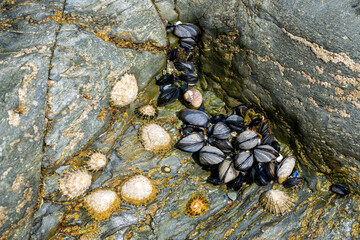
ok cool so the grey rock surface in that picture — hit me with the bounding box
[177,0,360,191]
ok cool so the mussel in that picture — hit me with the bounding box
[179,72,198,85]
[219,158,237,183]
[236,130,261,150]
[156,74,175,86]
[330,183,350,195]
[253,145,279,163]
[157,87,180,106]
[173,23,201,38]
[167,48,178,61]
[277,155,296,184]
[178,109,210,128]
[176,132,205,152]
[174,61,195,73]
[211,122,231,140]
[199,146,225,165]
[179,41,194,52]
[226,173,244,191]
[234,151,253,171]
[225,114,245,132]
[261,133,274,145]
[208,137,233,153]
[283,177,302,188]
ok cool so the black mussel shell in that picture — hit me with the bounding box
[198,102,205,112]
[211,114,225,124]
[234,151,254,171]
[176,132,205,152]
[181,127,193,136]
[179,72,198,84]
[167,48,178,61]
[180,41,194,52]
[208,137,233,153]
[178,108,210,128]
[156,74,175,86]
[256,166,270,186]
[182,23,201,35]
[227,173,244,191]
[283,177,303,188]
[211,122,231,140]
[157,87,180,106]
[253,145,279,163]
[259,121,270,136]
[179,37,197,46]
[261,133,274,145]
[271,140,280,152]
[246,163,259,184]
[174,61,195,73]
[264,162,276,180]
[236,130,261,150]
[225,114,245,132]
[199,145,225,165]
[166,23,175,33]
[159,84,173,92]
[207,169,222,185]
[330,183,350,195]
[173,23,200,38]
[179,82,189,94]
[219,158,237,183]
[235,104,250,118]
[248,116,262,128]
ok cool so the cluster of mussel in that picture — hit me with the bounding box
[176,105,302,191]
[156,22,203,109]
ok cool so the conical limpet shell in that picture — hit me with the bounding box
[83,188,120,221]
[119,175,157,206]
[138,123,172,153]
[87,152,107,171]
[59,169,92,199]
[135,104,158,120]
[259,189,294,215]
[110,74,138,108]
[185,195,209,217]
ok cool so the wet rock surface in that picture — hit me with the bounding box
[0,0,359,240]
[177,0,360,192]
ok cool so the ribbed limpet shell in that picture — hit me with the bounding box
[185,195,209,217]
[135,104,158,120]
[110,74,138,108]
[87,152,107,171]
[58,169,92,199]
[83,188,120,221]
[138,123,172,153]
[119,175,157,206]
[259,189,294,215]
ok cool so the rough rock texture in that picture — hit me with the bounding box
[177,0,360,191]
[0,0,166,238]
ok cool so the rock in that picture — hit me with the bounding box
[155,0,178,22]
[0,1,63,238]
[177,0,360,193]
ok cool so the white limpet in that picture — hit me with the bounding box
[110,74,138,108]
[83,189,120,221]
[138,123,172,153]
[59,169,92,199]
[120,175,157,206]
[259,189,294,215]
[87,152,107,171]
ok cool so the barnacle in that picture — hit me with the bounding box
[135,104,158,120]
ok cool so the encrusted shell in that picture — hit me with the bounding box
[59,169,92,199]
[139,123,172,153]
[259,189,294,215]
[110,74,138,108]
[185,195,209,217]
[119,175,157,206]
[87,152,107,171]
[83,188,120,221]
[184,89,202,109]
[277,155,296,184]
[135,104,158,120]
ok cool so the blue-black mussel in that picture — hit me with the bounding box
[157,87,180,106]
[178,108,210,128]
[330,183,350,195]
[176,132,205,152]
[174,61,195,73]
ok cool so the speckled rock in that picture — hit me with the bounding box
[176,0,360,193]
